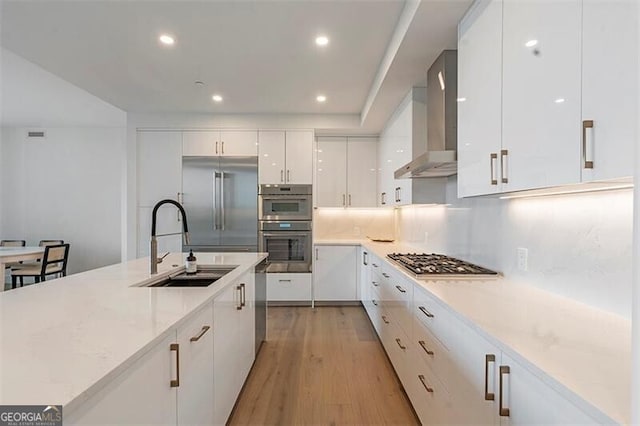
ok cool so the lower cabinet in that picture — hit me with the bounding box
[362,258,601,426]
[313,245,358,302]
[66,273,256,426]
[266,272,312,302]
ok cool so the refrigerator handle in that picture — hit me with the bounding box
[220,171,226,231]
[213,172,221,230]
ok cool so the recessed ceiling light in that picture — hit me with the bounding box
[457,97,467,102]
[195,81,205,87]
[159,34,175,46]
[554,98,565,103]
[315,35,329,46]
[525,39,538,48]
[316,95,327,103]
[212,94,223,102]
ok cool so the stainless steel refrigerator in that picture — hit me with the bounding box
[182,156,258,252]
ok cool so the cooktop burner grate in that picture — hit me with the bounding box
[386,253,499,279]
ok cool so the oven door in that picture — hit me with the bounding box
[259,231,312,273]
[259,195,312,221]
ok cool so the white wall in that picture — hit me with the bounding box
[396,178,633,319]
[1,48,127,274]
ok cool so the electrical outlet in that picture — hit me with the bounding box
[517,248,528,271]
[353,226,361,236]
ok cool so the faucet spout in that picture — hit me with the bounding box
[150,199,190,274]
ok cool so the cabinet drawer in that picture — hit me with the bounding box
[407,347,454,426]
[413,284,453,349]
[267,273,311,301]
[381,271,413,339]
[413,314,454,394]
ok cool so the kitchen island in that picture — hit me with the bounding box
[0,252,267,424]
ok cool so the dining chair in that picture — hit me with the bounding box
[39,239,64,247]
[11,243,70,288]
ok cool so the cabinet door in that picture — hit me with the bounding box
[316,137,347,207]
[285,130,313,184]
[498,353,597,425]
[258,131,286,184]
[238,272,256,379]
[182,131,217,156]
[359,248,370,303]
[220,130,258,156]
[581,0,637,182]
[177,304,214,426]
[457,0,504,197]
[65,332,177,425]
[138,131,182,207]
[213,281,243,425]
[502,0,581,191]
[313,245,358,301]
[347,138,377,207]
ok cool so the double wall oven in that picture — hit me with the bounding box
[258,185,312,273]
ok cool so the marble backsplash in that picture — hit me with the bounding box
[313,208,395,240]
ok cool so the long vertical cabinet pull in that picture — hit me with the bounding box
[582,120,594,169]
[348,194,352,206]
[221,141,225,155]
[363,251,368,266]
[342,194,346,206]
[170,343,180,387]
[287,170,290,182]
[490,153,498,185]
[499,365,510,417]
[315,248,319,261]
[500,150,509,184]
[240,283,246,307]
[215,141,219,155]
[484,354,496,400]
[236,285,243,310]
[381,192,386,205]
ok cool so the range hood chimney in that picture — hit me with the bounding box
[395,50,458,179]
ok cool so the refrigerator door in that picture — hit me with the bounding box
[182,157,221,247]
[219,156,258,250]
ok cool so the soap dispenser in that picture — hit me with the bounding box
[186,250,197,275]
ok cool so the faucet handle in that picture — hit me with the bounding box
[157,252,170,263]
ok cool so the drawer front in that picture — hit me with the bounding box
[266,273,312,301]
[413,315,454,393]
[413,284,452,348]
[383,271,413,339]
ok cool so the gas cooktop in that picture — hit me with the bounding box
[386,253,499,279]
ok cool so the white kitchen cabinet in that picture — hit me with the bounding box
[313,245,358,302]
[315,137,377,207]
[457,0,504,197]
[258,130,313,185]
[177,303,214,426]
[267,272,312,303]
[498,353,597,425]
[359,247,371,304]
[65,332,178,425]
[581,0,637,182]
[137,131,182,207]
[213,271,255,425]
[502,0,582,192]
[182,130,257,156]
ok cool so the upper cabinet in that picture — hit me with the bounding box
[315,136,377,207]
[182,130,257,156]
[457,0,637,197]
[258,130,313,185]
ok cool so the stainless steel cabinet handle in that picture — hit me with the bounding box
[382,315,390,324]
[315,248,319,260]
[348,194,351,206]
[280,170,284,182]
[397,187,402,202]
[372,299,378,306]
[220,171,226,231]
[381,192,386,205]
[418,375,434,393]
[215,141,219,155]
[279,279,292,283]
[213,172,221,230]
[363,251,368,265]
[395,187,401,202]
[418,340,434,356]
[419,306,434,318]
[485,354,496,401]
[395,338,406,350]
[190,325,211,342]
[395,285,406,293]
[490,153,498,185]
[342,194,346,206]
[221,141,225,155]
[170,343,180,387]
[240,283,246,307]
[500,150,509,184]
[372,281,379,287]
[382,272,389,278]
[499,365,510,417]
[236,285,242,310]
[372,263,379,268]
[583,120,594,169]
[287,169,290,182]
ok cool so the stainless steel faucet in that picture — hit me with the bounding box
[150,199,190,274]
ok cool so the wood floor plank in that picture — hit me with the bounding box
[229,306,419,426]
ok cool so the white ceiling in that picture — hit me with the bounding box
[1,0,470,132]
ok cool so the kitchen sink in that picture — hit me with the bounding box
[140,266,237,288]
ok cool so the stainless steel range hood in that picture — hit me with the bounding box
[395,50,457,179]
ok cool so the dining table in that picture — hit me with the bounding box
[0,246,45,291]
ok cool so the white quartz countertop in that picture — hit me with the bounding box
[0,252,267,413]
[315,239,630,424]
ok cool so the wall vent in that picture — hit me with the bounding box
[27,131,46,138]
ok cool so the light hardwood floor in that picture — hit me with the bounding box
[228,306,419,425]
